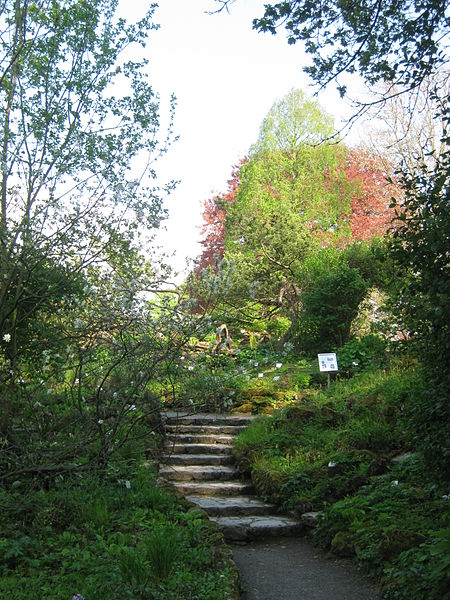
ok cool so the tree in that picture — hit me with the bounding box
[344,148,397,241]
[196,163,242,272]
[390,138,450,475]
[0,0,183,477]
[222,90,349,319]
[215,1,448,99]
[364,73,450,175]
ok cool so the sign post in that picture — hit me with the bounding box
[317,353,339,387]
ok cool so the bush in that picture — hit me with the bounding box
[297,246,370,352]
[337,334,387,374]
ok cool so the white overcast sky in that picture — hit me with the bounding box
[119,0,364,277]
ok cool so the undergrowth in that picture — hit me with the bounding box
[232,363,450,599]
[0,462,233,600]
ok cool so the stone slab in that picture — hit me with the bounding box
[163,412,255,427]
[159,464,238,481]
[166,433,234,445]
[163,453,234,466]
[186,495,275,517]
[210,515,303,541]
[301,511,322,527]
[165,424,247,435]
[166,443,233,455]
[171,481,254,496]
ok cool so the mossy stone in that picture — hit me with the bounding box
[331,531,355,557]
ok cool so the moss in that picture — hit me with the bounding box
[234,402,253,413]
[331,531,355,557]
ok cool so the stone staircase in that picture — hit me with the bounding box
[159,412,302,542]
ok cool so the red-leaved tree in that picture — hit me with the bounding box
[196,148,397,271]
[344,148,398,241]
[196,162,243,272]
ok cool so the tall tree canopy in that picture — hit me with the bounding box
[0,0,184,473]
[214,0,449,103]
[0,0,175,372]
[196,89,391,348]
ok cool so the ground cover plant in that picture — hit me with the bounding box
[0,460,234,600]
[231,361,450,598]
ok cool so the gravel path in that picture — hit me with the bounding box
[232,537,381,600]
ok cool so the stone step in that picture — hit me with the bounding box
[159,411,304,542]
[163,453,234,466]
[186,495,274,517]
[166,433,234,445]
[165,424,246,435]
[159,465,238,482]
[166,443,233,455]
[209,515,304,542]
[170,480,254,496]
[163,412,254,427]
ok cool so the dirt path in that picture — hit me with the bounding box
[232,537,381,600]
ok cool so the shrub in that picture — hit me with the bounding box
[337,334,387,374]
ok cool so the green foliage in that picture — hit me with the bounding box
[298,246,370,351]
[252,1,448,95]
[390,136,450,477]
[337,335,387,374]
[383,528,450,600]
[0,462,234,600]
[175,350,245,412]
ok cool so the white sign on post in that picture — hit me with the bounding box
[318,353,338,372]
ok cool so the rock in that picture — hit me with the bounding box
[301,511,322,527]
[391,451,415,464]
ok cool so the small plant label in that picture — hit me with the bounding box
[318,353,338,372]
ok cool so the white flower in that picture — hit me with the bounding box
[391,480,399,487]
[3,333,11,342]
[98,419,104,425]
[254,362,259,367]
[180,356,185,361]
[258,373,264,378]
[276,362,282,369]
[124,480,131,490]
[188,365,194,371]
[273,376,280,381]
[240,329,246,334]
[328,461,337,468]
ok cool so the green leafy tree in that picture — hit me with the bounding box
[214,1,448,104]
[0,0,187,478]
[222,90,356,330]
[390,140,450,475]
[297,242,385,352]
